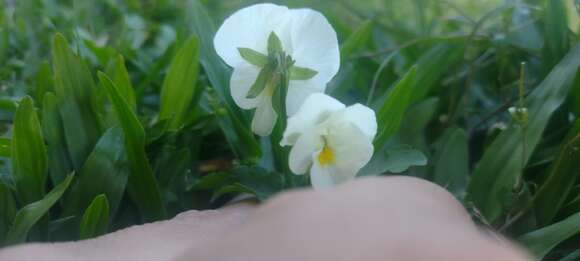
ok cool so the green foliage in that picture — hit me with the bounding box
[159,36,200,131]
[12,97,47,205]
[0,0,579,258]
[374,66,416,148]
[467,44,580,222]
[79,194,110,239]
[0,183,16,243]
[5,175,73,245]
[532,120,580,226]
[98,73,166,222]
[64,127,128,219]
[433,127,469,197]
[340,20,373,60]
[519,212,580,259]
[51,34,102,170]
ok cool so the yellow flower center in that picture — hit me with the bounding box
[317,145,334,166]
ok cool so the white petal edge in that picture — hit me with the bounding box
[214,3,291,68]
[281,93,344,146]
[288,131,324,175]
[336,103,377,142]
[287,8,340,89]
[230,65,262,109]
[251,97,277,136]
[285,79,326,116]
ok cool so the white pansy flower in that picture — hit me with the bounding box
[214,3,340,136]
[281,93,377,189]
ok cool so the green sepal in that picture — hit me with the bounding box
[267,32,283,54]
[246,66,273,99]
[238,47,268,67]
[290,65,318,80]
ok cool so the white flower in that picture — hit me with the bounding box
[214,3,340,136]
[281,93,377,189]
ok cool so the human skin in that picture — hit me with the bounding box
[0,176,531,261]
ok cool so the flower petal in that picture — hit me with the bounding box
[230,65,262,109]
[214,3,291,68]
[281,93,344,146]
[310,160,340,189]
[287,8,340,89]
[285,79,326,116]
[310,122,373,189]
[251,97,277,136]
[336,104,377,142]
[288,131,324,175]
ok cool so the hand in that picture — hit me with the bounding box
[0,176,531,261]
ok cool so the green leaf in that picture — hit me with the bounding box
[238,47,268,67]
[0,98,17,112]
[12,96,48,205]
[359,147,427,176]
[397,97,439,151]
[561,249,580,261]
[340,20,373,59]
[571,72,580,117]
[519,212,580,259]
[98,72,166,222]
[33,61,53,108]
[0,183,16,244]
[267,32,283,54]
[5,174,74,245]
[64,127,129,218]
[160,36,200,130]
[382,147,427,173]
[79,194,109,239]
[214,166,284,201]
[532,120,580,226]
[411,44,464,102]
[374,66,417,148]
[543,0,570,69]
[185,1,261,160]
[0,27,7,65]
[51,33,102,170]
[467,44,580,222]
[0,138,10,157]
[42,92,73,185]
[156,148,191,190]
[246,66,272,99]
[289,66,318,81]
[433,127,469,197]
[106,55,136,111]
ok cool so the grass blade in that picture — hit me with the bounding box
[543,0,570,69]
[52,33,102,170]
[159,36,200,130]
[340,20,373,60]
[519,212,580,259]
[532,120,580,226]
[0,183,16,244]
[433,127,469,197]
[5,174,74,245]
[79,194,109,239]
[64,127,129,218]
[12,96,48,204]
[106,55,136,111]
[98,72,166,222]
[42,93,74,185]
[374,66,417,148]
